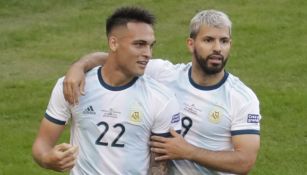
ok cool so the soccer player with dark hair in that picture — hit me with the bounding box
[32,6,181,175]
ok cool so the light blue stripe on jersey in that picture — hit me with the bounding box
[44,113,66,125]
[231,129,260,136]
[227,75,256,101]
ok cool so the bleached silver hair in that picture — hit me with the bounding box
[189,9,232,39]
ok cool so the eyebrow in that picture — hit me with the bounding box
[133,40,156,46]
[201,36,231,42]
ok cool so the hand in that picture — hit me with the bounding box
[63,63,85,105]
[42,143,78,172]
[150,128,196,161]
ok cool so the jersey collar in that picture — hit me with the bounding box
[98,67,138,91]
[188,67,229,90]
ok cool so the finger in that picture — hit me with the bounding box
[61,160,76,172]
[64,80,75,105]
[80,79,85,96]
[151,135,167,142]
[170,128,180,137]
[61,146,78,161]
[72,83,80,105]
[59,153,77,168]
[61,146,78,158]
[154,154,170,161]
[55,143,73,151]
[63,80,72,104]
[150,141,165,148]
[56,145,76,160]
[151,147,167,154]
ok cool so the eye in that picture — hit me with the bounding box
[221,38,230,44]
[134,43,143,47]
[203,38,213,43]
[150,42,156,49]
[133,42,146,48]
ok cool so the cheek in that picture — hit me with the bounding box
[222,46,231,55]
[196,42,211,51]
[125,46,140,56]
[195,45,211,56]
[119,46,137,57]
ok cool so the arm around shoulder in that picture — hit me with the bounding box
[74,52,108,72]
[63,52,108,105]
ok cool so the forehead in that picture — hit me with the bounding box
[117,22,155,42]
[196,25,230,39]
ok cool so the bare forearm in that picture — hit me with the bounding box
[149,152,169,175]
[188,145,256,174]
[73,52,108,72]
[32,139,53,168]
[150,129,259,174]
[32,118,66,169]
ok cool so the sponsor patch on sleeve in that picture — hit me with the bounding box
[247,114,260,123]
[171,113,180,123]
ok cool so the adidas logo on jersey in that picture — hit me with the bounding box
[82,105,96,115]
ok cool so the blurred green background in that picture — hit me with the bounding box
[1,0,306,174]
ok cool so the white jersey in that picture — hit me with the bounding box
[45,66,181,175]
[145,59,261,175]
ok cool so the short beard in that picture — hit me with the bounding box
[194,49,228,75]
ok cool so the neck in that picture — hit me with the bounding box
[191,62,225,87]
[101,56,135,87]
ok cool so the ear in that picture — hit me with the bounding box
[186,38,195,53]
[108,36,118,52]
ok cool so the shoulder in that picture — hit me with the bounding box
[138,75,176,100]
[86,66,100,77]
[226,73,259,103]
[148,59,191,72]
[83,66,101,86]
[53,76,65,90]
[146,59,191,82]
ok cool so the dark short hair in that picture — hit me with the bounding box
[106,6,155,37]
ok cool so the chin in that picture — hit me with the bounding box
[132,71,144,77]
[136,72,145,77]
[136,68,146,76]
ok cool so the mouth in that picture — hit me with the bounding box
[208,55,223,64]
[136,60,149,68]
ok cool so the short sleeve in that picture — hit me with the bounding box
[231,99,261,136]
[145,59,188,82]
[45,77,71,125]
[151,95,182,137]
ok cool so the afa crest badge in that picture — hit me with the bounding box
[208,109,222,124]
[130,111,141,123]
[129,102,143,124]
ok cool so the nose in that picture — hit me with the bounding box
[143,46,152,59]
[213,41,222,53]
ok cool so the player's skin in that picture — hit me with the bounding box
[32,118,78,172]
[102,22,155,86]
[33,21,169,174]
[150,25,260,175]
[62,23,260,175]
